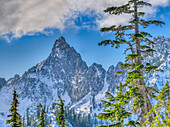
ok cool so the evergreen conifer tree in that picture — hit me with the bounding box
[143,81,170,126]
[97,0,165,126]
[36,104,46,127]
[6,90,22,127]
[53,96,68,127]
[97,83,140,127]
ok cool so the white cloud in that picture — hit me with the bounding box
[0,0,169,40]
[0,0,70,39]
[148,0,169,6]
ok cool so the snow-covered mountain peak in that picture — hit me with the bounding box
[51,36,70,56]
[50,36,83,62]
[54,36,67,47]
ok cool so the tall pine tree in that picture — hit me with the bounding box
[97,0,165,126]
[53,96,68,127]
[6,90,22,127]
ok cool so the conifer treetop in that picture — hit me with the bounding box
[53,96,68,127]
[6,90,22,127]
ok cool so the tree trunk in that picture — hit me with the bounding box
[134,0,153,125]
[61,121,64,127]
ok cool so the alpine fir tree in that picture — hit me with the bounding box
[97,83,140,127]
[53,96,68,127]
[6,90,22,127]
[97,0,165,126]
[36,104,46,127]
[143,81,170,127]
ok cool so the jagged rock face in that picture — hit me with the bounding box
[0,78,6,88]
[106,62,125,93]
[35,36,89,102]
[153,36,170,55]
[6,74,20,85]
[147,36,169,66]
[18,37,89,103]
[85,63,106,96]
[0,36,169,124]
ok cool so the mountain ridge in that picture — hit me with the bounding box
[0,36,169,126]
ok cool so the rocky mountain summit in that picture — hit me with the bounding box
[0,36,169,126]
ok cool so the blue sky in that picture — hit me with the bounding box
[0,0,170,79]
